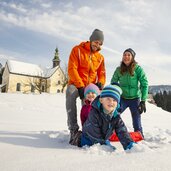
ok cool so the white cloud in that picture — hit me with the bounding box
[41,2,52,8]
[0,0,171,85]
[9,3,27,13]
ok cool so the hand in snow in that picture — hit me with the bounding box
[105,140,116,150]
[125,142,144,153]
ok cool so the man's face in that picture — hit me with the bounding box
[91,40,103,52]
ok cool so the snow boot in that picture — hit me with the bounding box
[69,130,82,147]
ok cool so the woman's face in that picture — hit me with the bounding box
[122,51,133,66]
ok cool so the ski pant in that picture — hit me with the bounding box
[120,98,143,135]
[66,84,83,132]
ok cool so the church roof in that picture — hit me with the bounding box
[6,60,59,78]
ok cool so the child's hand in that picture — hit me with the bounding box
[125,142,145,153]
[125,142,136,150]
[105,140,116,150]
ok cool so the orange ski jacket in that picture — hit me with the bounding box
[68,41,106,88]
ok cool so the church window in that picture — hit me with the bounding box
[16,83,21,91]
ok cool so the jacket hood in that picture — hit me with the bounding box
[91,95,101,111]
[79,41,101,53]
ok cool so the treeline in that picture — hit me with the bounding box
[153,91,171,112]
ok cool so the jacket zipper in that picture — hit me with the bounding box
[88,54,92,85]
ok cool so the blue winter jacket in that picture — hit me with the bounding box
[81,96,133,150]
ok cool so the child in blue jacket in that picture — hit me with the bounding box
[80,84,134,150]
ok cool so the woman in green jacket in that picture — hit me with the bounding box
[110,48,148,136]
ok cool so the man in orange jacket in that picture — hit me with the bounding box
[66,29,106,145]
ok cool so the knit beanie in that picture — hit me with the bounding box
[123,48,136,58]
[89,29,104,44]
[100,84,122,104]
[84,83,100,98]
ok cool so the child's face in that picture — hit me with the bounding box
[85,92,97,102]
[100,97,117,113]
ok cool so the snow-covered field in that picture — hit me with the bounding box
[0,93,171,171]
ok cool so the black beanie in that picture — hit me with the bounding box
[89,29,104,44]
[124,48,136,58]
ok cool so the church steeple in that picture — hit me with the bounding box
[53,47,60,68]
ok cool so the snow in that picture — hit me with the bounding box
[0,93,171,171]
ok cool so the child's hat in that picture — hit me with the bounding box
[100,84,122,103]
[84,83,100,97]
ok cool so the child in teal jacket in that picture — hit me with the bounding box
[81,84,134,150]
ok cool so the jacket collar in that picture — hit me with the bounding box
[79,41,101,53]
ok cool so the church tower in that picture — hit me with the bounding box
[53,47,61,68]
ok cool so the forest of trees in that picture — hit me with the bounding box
[153,91,171,112]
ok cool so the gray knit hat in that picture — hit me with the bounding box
[89,29,104,44]
[123,48,136,58]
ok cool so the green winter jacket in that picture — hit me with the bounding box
[110,64,148,101]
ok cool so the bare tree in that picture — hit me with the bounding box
[61,63,68,93]
[22,76,49,94]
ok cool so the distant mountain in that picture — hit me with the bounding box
[149,85,171,94]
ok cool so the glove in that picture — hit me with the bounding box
[77,87,85,100]
[95,82,102,90]
[138,101,146,114]
[111,82,120,87]
[125,142,136,150]
[105,140,116,150]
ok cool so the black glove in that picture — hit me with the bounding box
[77,87,84,100]
[111,82,120,87]
[138,101,146,114]
[95,82,102,90]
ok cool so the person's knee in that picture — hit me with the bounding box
[67,85,78,97]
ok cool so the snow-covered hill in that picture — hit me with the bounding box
[0,93,171,171]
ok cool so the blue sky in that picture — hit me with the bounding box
[0,0,171,85]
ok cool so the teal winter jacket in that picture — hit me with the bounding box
[110,64,148,101]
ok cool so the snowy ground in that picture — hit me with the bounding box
[0,93,171,171]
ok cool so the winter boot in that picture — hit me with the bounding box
[69,130,82,147]
[69,130,78,144]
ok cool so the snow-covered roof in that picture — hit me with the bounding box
[7,60,59,78]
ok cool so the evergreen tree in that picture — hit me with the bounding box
[153,91,171,113]
[166,91,171,112]
[162,91,168,110]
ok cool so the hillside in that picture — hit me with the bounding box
[0,93,171,171]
